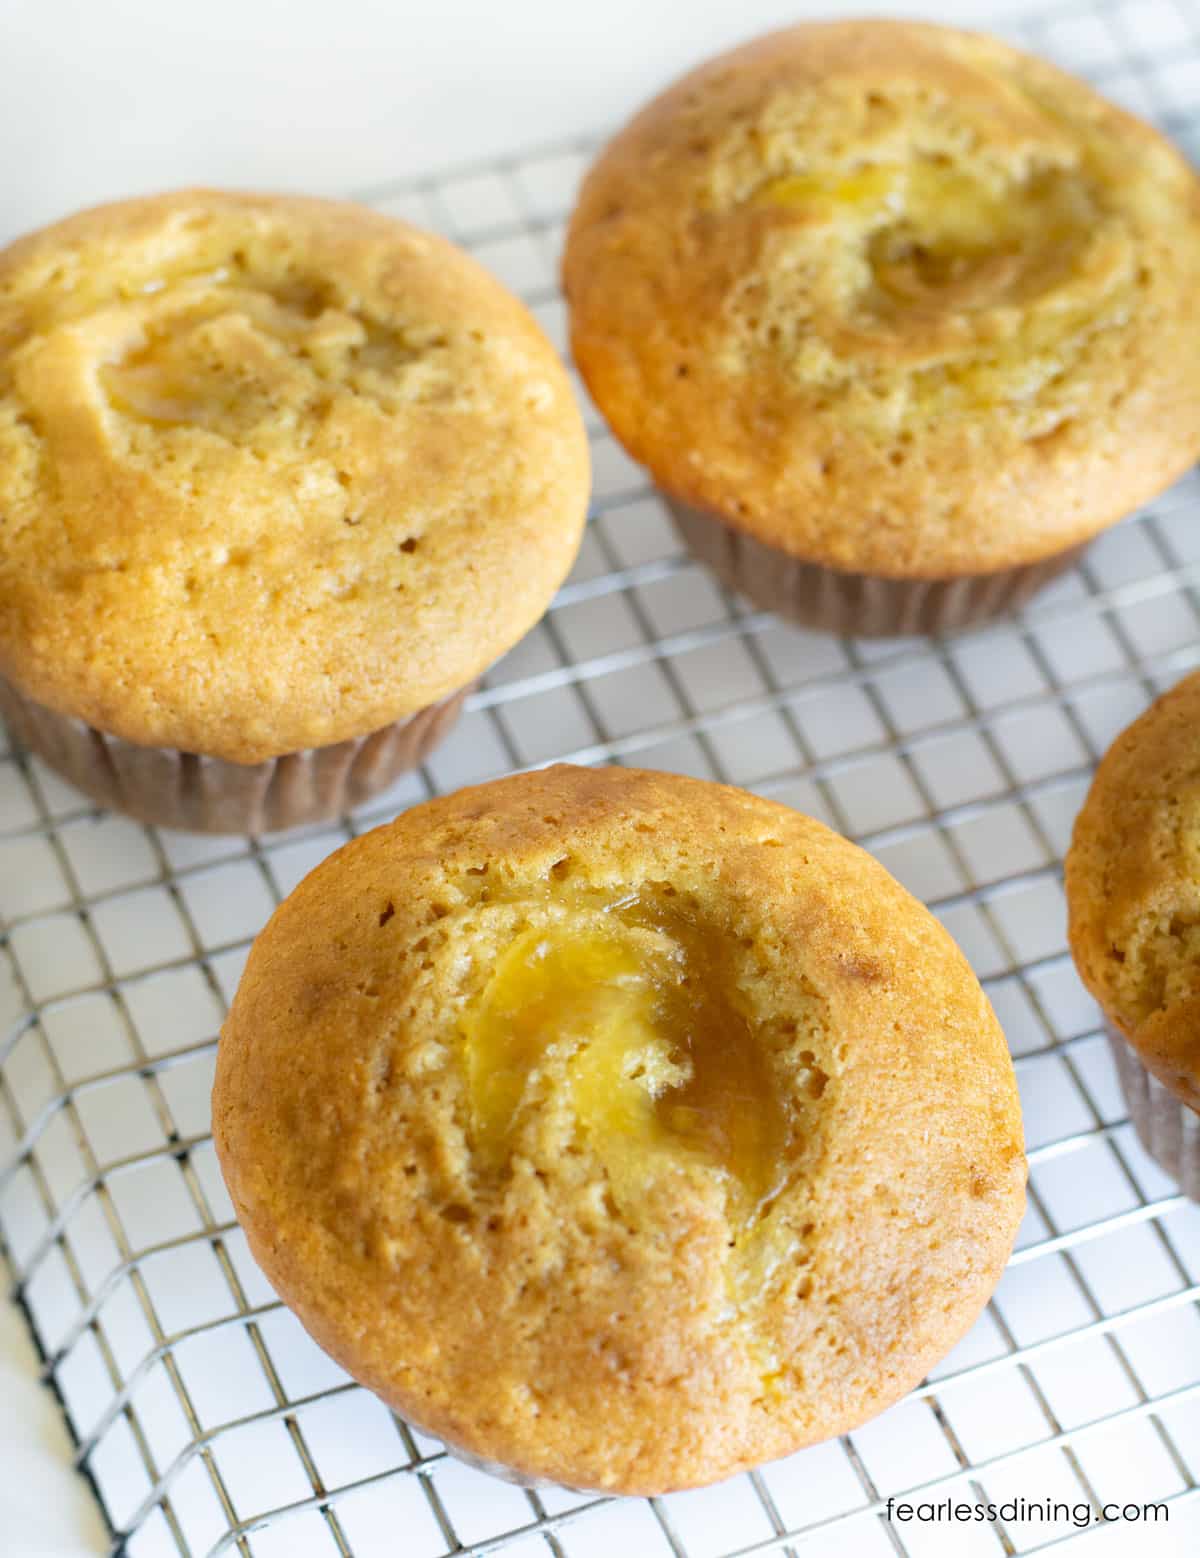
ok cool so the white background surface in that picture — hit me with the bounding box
[2,2,1196,1556]
[0,0,1033,243]
[0,1256,107,1555]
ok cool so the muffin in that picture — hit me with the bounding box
[563,20,1200,637]
[1066,672,1200,1198]
[0,190,589,833]
[213,764,1026,1492]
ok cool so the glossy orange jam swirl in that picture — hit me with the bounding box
[460,899,789,1232]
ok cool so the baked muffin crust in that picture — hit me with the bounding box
[1067,672,1200,1109]
[214,765,1025,1491]
[563,20,1200,577]
[0,191,589,761]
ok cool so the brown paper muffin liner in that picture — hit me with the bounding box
[0,674,470,836]
[397,1402,584,1491]
[666,499,1088,637]
[1108,1027,1200,1201]
[434,1442,556,1490]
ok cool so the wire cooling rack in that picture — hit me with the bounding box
[5,2,1200,1554]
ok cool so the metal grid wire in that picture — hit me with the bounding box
[5,1,1200,1553]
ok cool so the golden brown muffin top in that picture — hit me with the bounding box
[0,191,589,762]
[213,765,1025,1493]
[564,20,1200,578]
[1067,671,1200,1110]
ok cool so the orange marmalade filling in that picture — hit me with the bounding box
[753,161,1095,310]
[96,267,415,433]
[459,901,788,1231]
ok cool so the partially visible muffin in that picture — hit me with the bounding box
[0,190,590,831]
[213,764,1025,1493]
[1067,673,1200,1194]
[564,20,1200,635]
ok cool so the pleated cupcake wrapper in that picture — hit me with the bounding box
[1107,1027,1200,1201]
[436,1443,555,1490]
[434,1438,600,1495]
[397,1404,590,1493]
[665,498,1087,637]
[0,674,470,836]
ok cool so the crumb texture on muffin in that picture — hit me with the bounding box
[0,190,589,760]
[213,765,1025,1492]
[1067,672,1200,1108]
[564,20,1200,576]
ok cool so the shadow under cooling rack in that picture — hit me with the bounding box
[5,0,1200,1553]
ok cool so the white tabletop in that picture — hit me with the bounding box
[0,0,1035,242]
[1,1253,107,1554]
